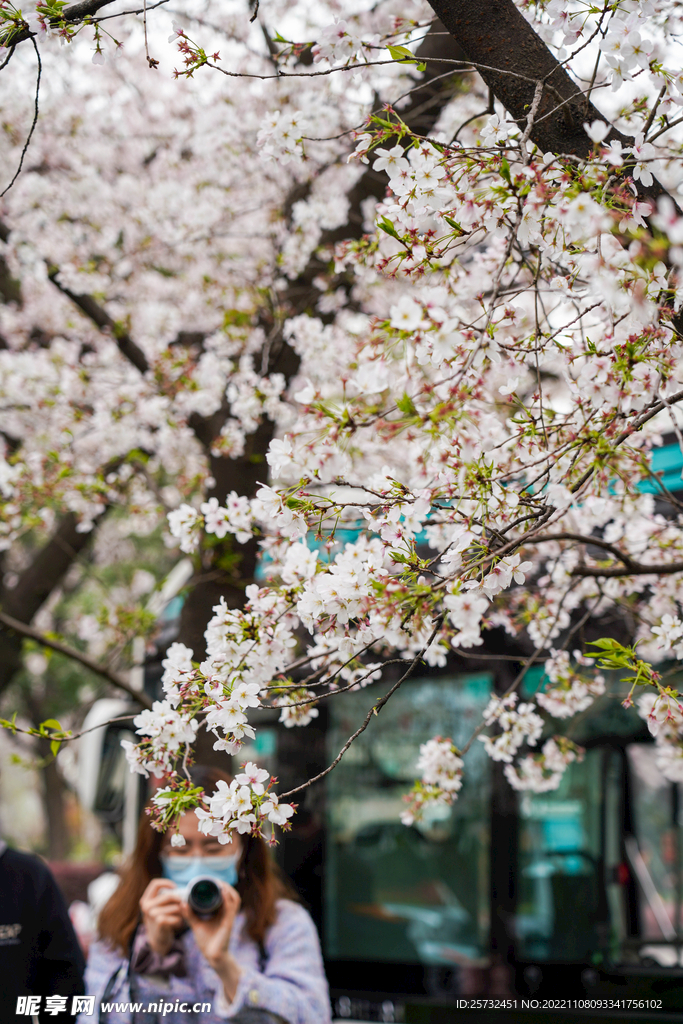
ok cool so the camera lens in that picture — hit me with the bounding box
[188,877,223,918]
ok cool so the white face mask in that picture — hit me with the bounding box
[160,852,239,889]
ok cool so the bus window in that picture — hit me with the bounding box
[627,743,682,959]
[516,748,608,962]
[325,673,491,967]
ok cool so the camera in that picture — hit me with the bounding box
[187,876,223,918]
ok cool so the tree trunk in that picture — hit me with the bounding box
[0,513,101,697]
[40,744,71,861]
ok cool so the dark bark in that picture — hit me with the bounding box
[21,684,72,858]
[41,744,71,860]
[47,269,149,375]
[425,0,672,205]
[8,0,121,48]
[0,255,21,306]
[0,513,98,697]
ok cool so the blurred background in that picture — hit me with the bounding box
[3,556,683,1021]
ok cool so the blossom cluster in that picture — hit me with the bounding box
[121,702,198,779]
[167,491,254,553]
[637,691,683,782]
[150,763,295,846]
[535,650,606,719]
[650,614,683,660]
[274,689,320,728]
[121,584,296,776]
[401,737,464,826]
[312,20,378,67]
[478,693,544,764]
[504,737,584,793]
[198,764,294,840]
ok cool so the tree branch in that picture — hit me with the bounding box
[425,0,677,209]
[0,610,152,708]
[529,531,640,570]
[526,530,683,577]
[570,388,683,494]
[571,562,683,578]
[8,0,123,47]
[46,266,150,374]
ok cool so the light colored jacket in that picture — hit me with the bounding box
[80,899,331,1024]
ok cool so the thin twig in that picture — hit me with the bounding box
[643,83,667,141]
[204,55,552,85]
[0,44,15,71]
[658,387,683,463]
[92,0,169,21]
[0,38,41,198]
[570,388,683,494]
[1,713,137,745]
[279,615,445,798]
[649,115,683,144]
[264,658,411,709]
[142,0,158,68]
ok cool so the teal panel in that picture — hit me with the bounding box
[639,442,683,494]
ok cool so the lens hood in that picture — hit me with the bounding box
[187,875,223,918]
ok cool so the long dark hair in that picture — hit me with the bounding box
[98,765,295,954]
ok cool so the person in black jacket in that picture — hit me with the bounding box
[0,839,86,1021]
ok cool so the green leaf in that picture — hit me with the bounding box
[378,216,401,240]
[50,739,61,757]
[387,44,419,65]
[443,216,463,234]
[500,157,512,184]
[397,392,417,415]
[42,718,63,731]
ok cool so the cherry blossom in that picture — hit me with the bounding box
[504,737,584,793]
[3,0,683,842]
[275,690,320,728]
[401,738,464,825]
[535,650,606,719]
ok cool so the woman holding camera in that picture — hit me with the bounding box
[82,767,331,1023]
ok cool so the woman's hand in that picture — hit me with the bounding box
[183,880,242,1003]
[139,879,184,957]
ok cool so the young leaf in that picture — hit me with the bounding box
[397,392,417,415]
[42,718,63,731]
[378,217,401,240]
[443,216,464,234]
[387,44,419,65]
